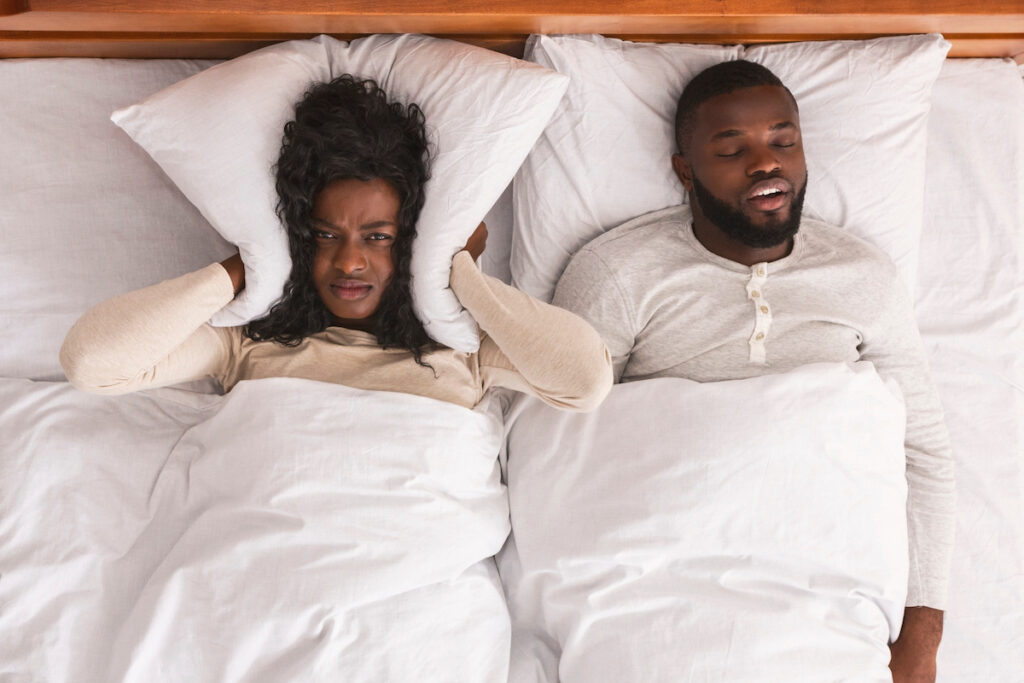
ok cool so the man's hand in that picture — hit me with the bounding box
[890,606,943,683]
[462,222,487,262]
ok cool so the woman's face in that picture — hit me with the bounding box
[311,177,400,332]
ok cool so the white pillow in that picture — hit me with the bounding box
[113,34,569,352]
[512,33,950,302]
[112,38,331,331]
[511,35,742,302]
[745,35,949,289]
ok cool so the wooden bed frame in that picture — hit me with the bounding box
[1,0,1022,61]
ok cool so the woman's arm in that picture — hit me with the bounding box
[59,259,242,395]
[449,248,612,412]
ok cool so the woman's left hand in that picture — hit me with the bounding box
[462,222,488,262]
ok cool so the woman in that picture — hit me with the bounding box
[60,75,612,411]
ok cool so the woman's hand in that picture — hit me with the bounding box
[462,222,488,262]
[219,253,246,295]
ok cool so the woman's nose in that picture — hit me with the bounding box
[333,241,368,274]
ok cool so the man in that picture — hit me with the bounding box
[552,60,955,683]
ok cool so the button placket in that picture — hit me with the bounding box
[746,263,773,364]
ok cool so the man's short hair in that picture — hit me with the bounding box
[674,60,795,156]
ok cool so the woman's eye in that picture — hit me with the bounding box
[716,150,743,158]
[313,229,334,240]
[775,142,796,149]
[367,233,394,242]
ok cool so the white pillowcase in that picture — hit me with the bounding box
[113,34,569,352]
[112,38,331,331]
[511,35,741,302]
[512,33,950,302]
[745,35,949,290]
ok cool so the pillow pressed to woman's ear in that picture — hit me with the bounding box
[112,34,569,352]
[111,38,329,331]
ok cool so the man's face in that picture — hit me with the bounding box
[673,85,808,249]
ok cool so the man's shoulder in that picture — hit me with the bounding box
[799,216,902,279]
[579,204,692,260]
[554,204,694,315]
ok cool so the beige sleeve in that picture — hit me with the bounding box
[59,263,238,395]
[449,250,612,412]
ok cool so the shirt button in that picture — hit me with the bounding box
[751,291,760,298]
[755,332,765,341]
[757,268,766,276]
[760,305,769,313]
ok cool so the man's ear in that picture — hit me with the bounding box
[671,153,694,192]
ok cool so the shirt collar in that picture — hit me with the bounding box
[675,203,806,274]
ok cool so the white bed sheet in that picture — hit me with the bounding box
[503,363,909,683]
[917,58,1024,682]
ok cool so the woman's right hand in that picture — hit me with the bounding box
[219,253,246,295]
[462,222,488,262]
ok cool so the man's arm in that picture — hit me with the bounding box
[552,246,637,382]
[890,607,943,683]
[858,271,956,683]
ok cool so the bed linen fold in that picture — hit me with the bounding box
[501,361,909,683]
[0,377,511,682]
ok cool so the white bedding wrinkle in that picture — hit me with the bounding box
[502,362,909,683]
[0,377,511,683]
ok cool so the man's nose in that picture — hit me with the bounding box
[333,241,368,274]
[747,144,781,176]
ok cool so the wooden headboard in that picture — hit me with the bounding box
[1,0,1022,61]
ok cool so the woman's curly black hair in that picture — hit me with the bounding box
[245,75,435,364]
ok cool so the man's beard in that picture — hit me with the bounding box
[692,174,807,249]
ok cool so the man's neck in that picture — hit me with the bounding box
[690,215,793,267]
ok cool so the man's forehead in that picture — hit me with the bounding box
[693,85,800,137]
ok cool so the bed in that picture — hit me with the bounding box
[1,2,1022,682]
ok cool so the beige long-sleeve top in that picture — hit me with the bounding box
[61,251,612,411]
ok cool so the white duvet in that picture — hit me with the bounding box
[0,378,510,682]
[501,362,910,683]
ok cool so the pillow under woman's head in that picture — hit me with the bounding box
[113,34,569,352]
